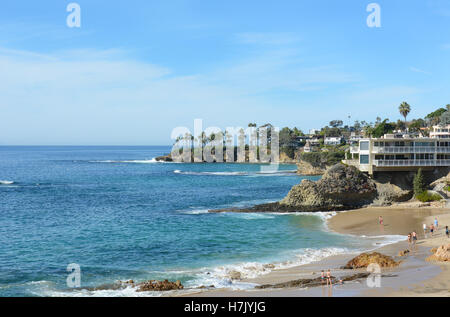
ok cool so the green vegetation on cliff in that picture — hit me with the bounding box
[299,150,346,168]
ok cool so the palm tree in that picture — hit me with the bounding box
[399,102,411,130]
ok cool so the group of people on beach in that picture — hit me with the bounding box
[407,231,418,251]
[422,217,449,239]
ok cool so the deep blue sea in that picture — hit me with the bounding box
[0,146,404,296]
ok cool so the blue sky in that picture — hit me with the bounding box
[1,0,450,145]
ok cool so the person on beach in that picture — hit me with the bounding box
[412,231,417,251]
[379,216,383,226]
[423,223,427,238]
[430,224,434,237]
[445,226,449,238]
[434,218,439,230]
[326,269,332,287]
[407,233,412,249]
[321,270,325,285]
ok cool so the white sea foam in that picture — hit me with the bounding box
[181,209,210,215]
[90,158,177,164]
[0,180,14,185]
[221,212,275,220]
[186,247,350,290]
[173,170,247,176]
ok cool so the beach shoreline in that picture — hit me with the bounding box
[175,202,450,297]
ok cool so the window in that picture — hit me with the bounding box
[360,141,369,151]
[360,155,369,164]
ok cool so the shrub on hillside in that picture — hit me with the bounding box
[416,191,442,203]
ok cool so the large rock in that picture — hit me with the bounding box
[343,252,400,269]
[372,182,413,206]
[279,164,377,212]
[155,155,173,162]
[426,244,450,262]
[296,161,326,176]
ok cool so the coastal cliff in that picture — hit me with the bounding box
[296,160,326,176]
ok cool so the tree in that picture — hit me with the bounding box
[413,168,426,196]
[409,119,426,132]
[399,102,411,127]
[440,111,450,126]
[329,120,343,128]
[370,119,395,138]
[425,108,446,126]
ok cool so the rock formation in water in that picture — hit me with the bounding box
[279,164,377,212]
[211,163,377,213]
[155,155,173,162]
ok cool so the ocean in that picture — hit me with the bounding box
[0,146,405,296]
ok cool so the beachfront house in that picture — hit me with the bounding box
[344,125,450,175]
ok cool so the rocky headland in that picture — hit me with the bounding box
[211,163,377,213]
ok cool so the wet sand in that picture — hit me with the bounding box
[176,204,450,297]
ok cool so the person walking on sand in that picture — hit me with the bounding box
[434,218,439,231]
[407,233,412,250]
[326,269,332,287]
[445,226,449,239]
[423,223,427,238]
[379,216,383,226]
[430,224,434,237]
[412,231,417,251]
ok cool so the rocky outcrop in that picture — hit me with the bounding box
[342,252,400,269]
[372,182,413,206]
[278,152,298,164]
[155,154,173,162]
[82,279,184,292]
[136,279,183,292]
[210,163,377,213]
[255,273,370,289]
[426,244,450,262]
[279,164,377,212]
[296,160,326,176]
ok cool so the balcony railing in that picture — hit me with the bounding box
[374,159,450,167]
[373,146,450,154]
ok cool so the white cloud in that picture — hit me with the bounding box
[409,66,431,75]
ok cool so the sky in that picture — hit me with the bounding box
[0,0,450,145]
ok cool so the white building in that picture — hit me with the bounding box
[324,136,343,146]
[430,125,450,139]
[345,126,450,175]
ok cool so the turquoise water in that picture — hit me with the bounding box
[0,146,403,296]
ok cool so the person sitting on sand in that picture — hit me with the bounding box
[326,269,332,287]
[446,226,449,238]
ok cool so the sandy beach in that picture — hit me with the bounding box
[179,203,450,297]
